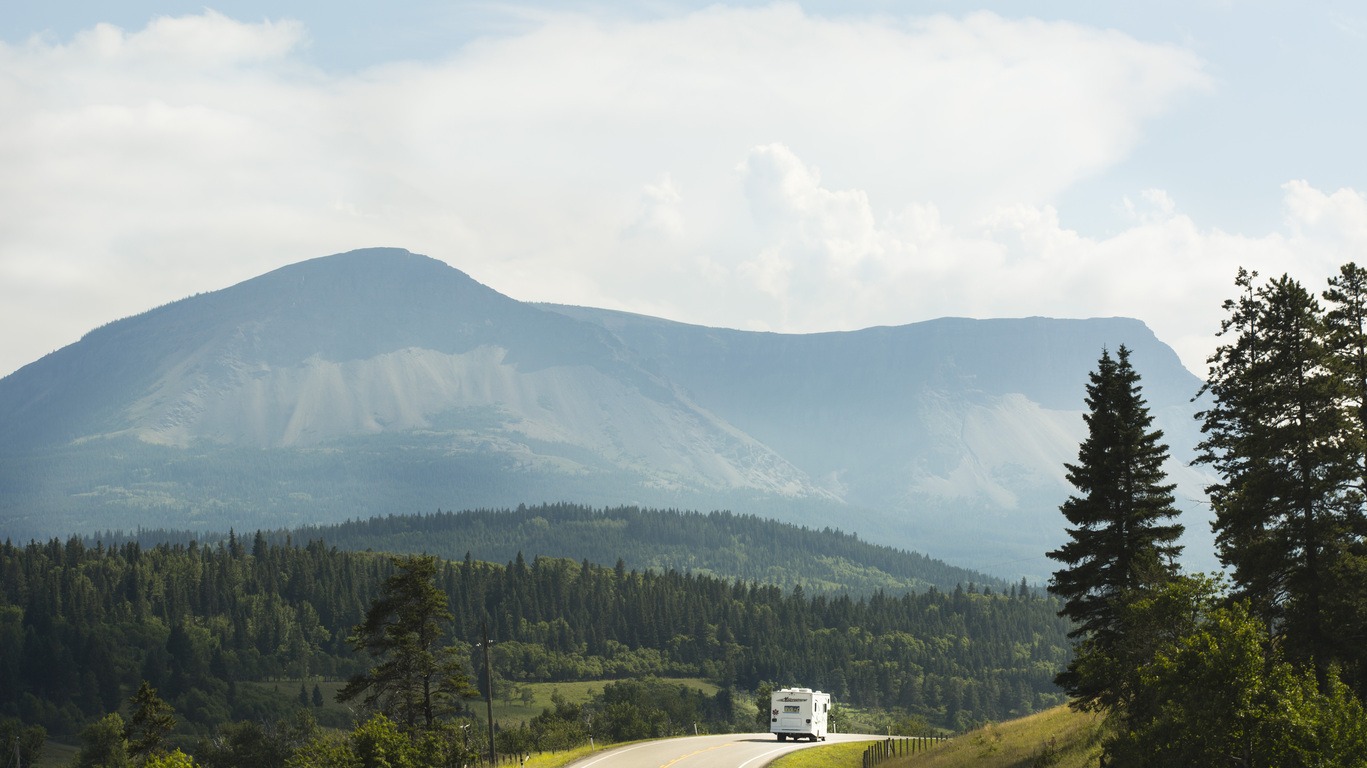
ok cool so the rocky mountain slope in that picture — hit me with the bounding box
[0,248,1211,577]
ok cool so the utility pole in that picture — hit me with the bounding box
[482,621,495,766]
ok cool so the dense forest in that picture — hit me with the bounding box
[92,504,1000,595]
[276,504,1001,594]
[0,531,1068,745]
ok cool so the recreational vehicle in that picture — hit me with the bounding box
[770,687,830,741]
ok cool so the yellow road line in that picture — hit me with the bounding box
[660,741,735,768]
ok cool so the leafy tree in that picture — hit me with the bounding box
[1108,592,1367,767]
[1047,346,1183,709]
[74,712,131,768]
[889,712,931,736]
[283,731,357,768]
[197,711,319,768]
[348,714,418,768]
[0,718,46,767]
[827,701,852,734]
[337,555,476,732]
[753,681,775,731]
[1197,270,1357,681]
[523,690,590,751]
[588,678,715,741]
[143,750,198,768]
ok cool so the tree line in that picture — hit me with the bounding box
[278,503,999,595]
[0,527,1070,745]
[1049,263,1367,766]
[49,554,921,767]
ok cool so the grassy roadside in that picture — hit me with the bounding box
[33,678,715,768]
[38,706,1103,768]
[768,705,1105,768]
[768,740,875,767]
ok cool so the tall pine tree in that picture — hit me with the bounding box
[1048,345,1184,709]
[1321,263,1367,693]
[1196,271,1354,684]
[338,554,477,732]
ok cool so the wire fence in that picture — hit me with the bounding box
[862,736,949,767]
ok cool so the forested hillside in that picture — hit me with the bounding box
[0,532,1069,740]
[276,504,1001,594]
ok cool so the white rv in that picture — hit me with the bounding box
[769,687,830,742]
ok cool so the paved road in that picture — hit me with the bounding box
[563,732,885,768]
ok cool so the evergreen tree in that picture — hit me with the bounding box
[1321,263,1367,693]
[126,681,177,763]
[338,554,477,732]
[1047,346,1183,709]
[1325,263,1367,490]
[1197,270,1356,681]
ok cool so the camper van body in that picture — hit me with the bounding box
[769,687,830,741]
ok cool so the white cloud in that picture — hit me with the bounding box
[1282,180,1367,249]
[724,142,1367,376]
[625,174,685,240]
[2,5,1333,383]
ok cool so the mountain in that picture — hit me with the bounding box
[0,247,1211,578]
[546,304,1214,574]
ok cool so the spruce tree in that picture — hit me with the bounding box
[1048,345,1184,709]
[125,681,176,763]
[1321,262,1367,694]
[1324,262,1367,493]
[338,554,477,732]
[1196,271,1355,682]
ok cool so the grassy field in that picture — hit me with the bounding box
[494,677,720,725]
[32,739,78,768]
[769,705,1106,768]
[33,677,720,767]
[235,675,720,727]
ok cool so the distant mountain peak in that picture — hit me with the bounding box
[0,248,1212,579]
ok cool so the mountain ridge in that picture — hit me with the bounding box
[0,247,1211,578]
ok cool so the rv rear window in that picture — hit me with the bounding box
[783,705,800,713]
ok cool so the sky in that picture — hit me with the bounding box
[3,1,1367,380]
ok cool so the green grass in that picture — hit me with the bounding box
[234,676,720,728]
[892,706,1104,768]
[769,706,1105,768]
[769,740,874,767]
[493,678,719,725]
[32,739,79,768]
[34,677,714,768]
[520,741,627,768]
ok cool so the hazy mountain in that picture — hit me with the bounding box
[0,247,1212,578]
[547,304,1214,574]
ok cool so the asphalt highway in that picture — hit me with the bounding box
[562,732,886,768]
